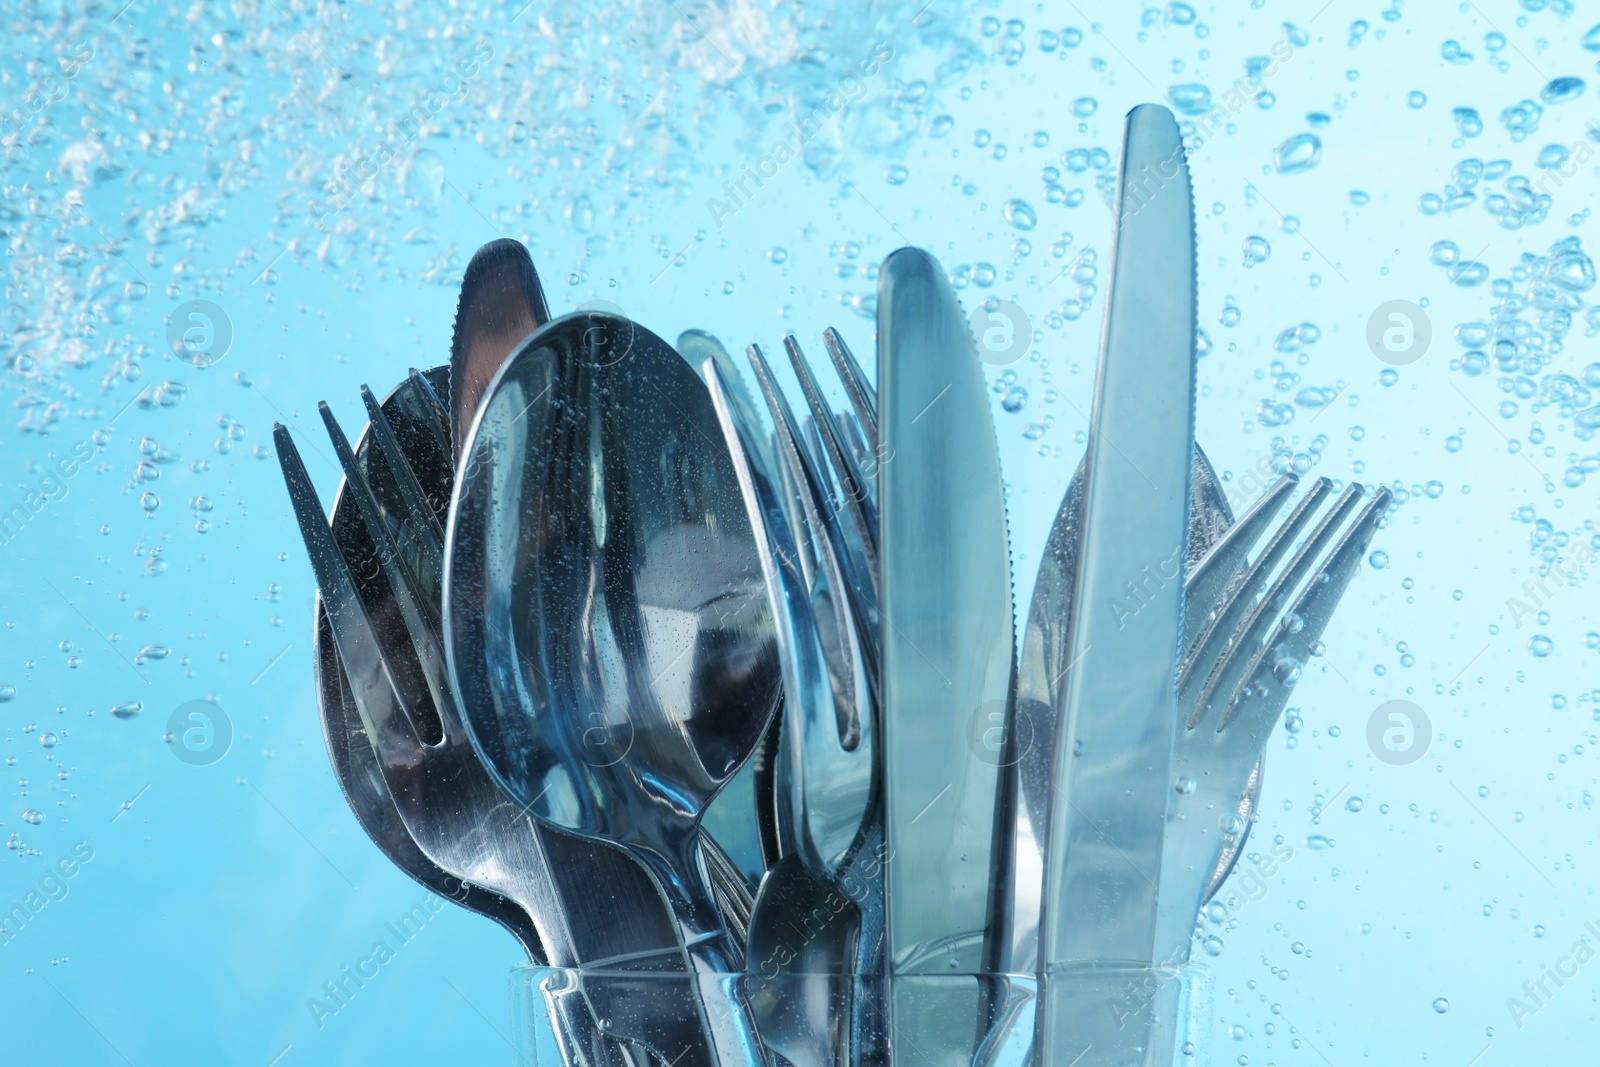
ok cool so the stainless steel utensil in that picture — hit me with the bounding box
[1002,447,1243,976]
[1155,481,1393,957]
[314,592,544,961]
[444,309,780,1064]
[707,349,875,1067]
[1036,103,1197,1064]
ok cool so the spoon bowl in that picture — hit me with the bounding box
[445,309,782,967]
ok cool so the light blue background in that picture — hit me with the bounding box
[2,0,1596,1062]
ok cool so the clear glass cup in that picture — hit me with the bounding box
[509,968,1048,1066]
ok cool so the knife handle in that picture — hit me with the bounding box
[1036,964,1196,1067]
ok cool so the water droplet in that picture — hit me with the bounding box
[1537,143,1570,170]
[0,686,14,702]
[1433,997,1450,1014]
[1167,83,1213,116]
[884,164,909,185]
[38,733,56,748]
[111,701,142,720]
[22,809,43,825]
[1448,261,1489,286]
[1001,386,1028,413]
[1273,133,1322,175]
[1346,796,1363,812]
[1202,935,1224,956]
[1529,634,1554,658]
[568,194,595,234]
[403,149,446,211]
[1176,776,1197,795]
[1242,235,1271,267]
[1407,90,1427,109]
[1072,97,1097,118]
[1540,77,1585,105]
[139,492,159,512]
[1368,550,1389,569]
[1452,107,1483,137]
[1429,240,1460,266]
[1002,198,1036,231]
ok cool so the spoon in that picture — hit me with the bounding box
[444,309,781,1063]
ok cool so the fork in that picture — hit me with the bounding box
[1153,477,1393,960]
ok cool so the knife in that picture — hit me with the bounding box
[1037,103,1197,1065]
[879,247,1017,1058]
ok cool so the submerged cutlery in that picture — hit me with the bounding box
[445,309,780,1064]
[314,594,544,962]
[1036,103,1197,1064]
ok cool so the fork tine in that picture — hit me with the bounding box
[319,402,448,746]
[748,345,872,609]
[783,334,881,612]
[1218,486,1392,737]
[1192,483,1366,731]
[708,356,872,870]
[1179,476,1334,695]
[407,367,454,458]
[746,344,878,718]
[274,424,422,763]
[787,334,878,516]
[359,384,445,566]
[1182,471,1298,655]
[822,326,877,450]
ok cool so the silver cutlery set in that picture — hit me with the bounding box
[277,105,1388,1066]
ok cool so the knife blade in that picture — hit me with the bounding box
[1037,103,1197,1064]
[878,246,1017,1060]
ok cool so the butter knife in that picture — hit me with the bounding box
[1037,103,1197,1065]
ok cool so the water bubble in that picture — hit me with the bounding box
[139,492,159,512]
[1433,997,1450,1014]
[1537,144,1570,170]
[1540,77,1585,105]
[1002,199,1036,231]
[39,733,56,748]
[1429,240,1459,266]
[1242,236,1271,267]
[1273,133,1322,175]
[1001,387,1027,413]
[1346,796,1363,812]
[1407,91,1427,109]
[1452,107,1483,137]
[1072,97,1097,118]
[0,686,14,702]
[1202,935,1224,956]
[1529,634,1554,658]
[1256,400,1295,427]
[22,809,43,825]
[568,194,595,233]
[403,149,446,211]
[884,164,909,185]
[1368,550,1390,569]
[111,701,142,720]
[1168,83,1213,116]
